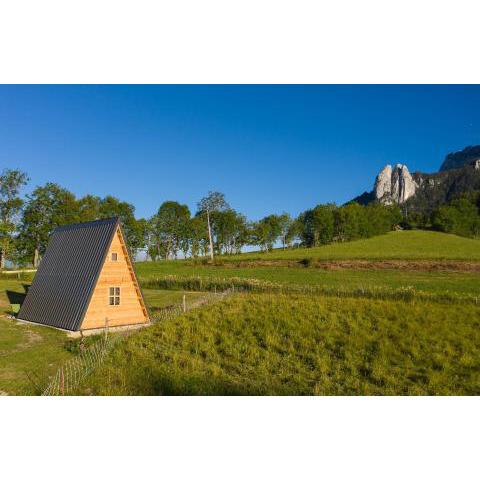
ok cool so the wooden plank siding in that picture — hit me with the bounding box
[80,227,149,330]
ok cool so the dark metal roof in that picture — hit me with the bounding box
[18,217,120,331]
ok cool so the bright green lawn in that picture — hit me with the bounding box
[137,263,480,297]
[0,316,74,395]
[2,229,480,395]
[207,231,480,261]
[80,293,480,395]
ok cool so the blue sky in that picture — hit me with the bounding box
[0,85,478,220]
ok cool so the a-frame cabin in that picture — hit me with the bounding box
[17,217,149,331]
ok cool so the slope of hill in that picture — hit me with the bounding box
[80,294,480,395]
[212,231,480,262]
[136,231,480,300]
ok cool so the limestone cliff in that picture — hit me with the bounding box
[352,156,480,213]
[374,164,417,204]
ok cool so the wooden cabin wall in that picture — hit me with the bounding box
[81,228,148,330]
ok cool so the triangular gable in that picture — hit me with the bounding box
[80,225,149,330]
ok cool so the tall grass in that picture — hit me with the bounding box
[141,274,479,305]
[79,293,480,395]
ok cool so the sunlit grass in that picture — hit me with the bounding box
[81,293,480,395]
[138,265,480,299]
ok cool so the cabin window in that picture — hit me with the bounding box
[111,252,118,261]
[109,287,120,305]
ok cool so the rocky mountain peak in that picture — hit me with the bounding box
[374,163,417,204]
[440,145,480,172]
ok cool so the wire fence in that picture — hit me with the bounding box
[141,275,480,305]
[42,333,123,396]
[150,288,234,323]
[42,288,234,395]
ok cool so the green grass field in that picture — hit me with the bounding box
[138,264,480,297]
[206,230,480,261]
[0,279,204,395]
[80,293,480,395]
[136,230,480,302]
[1,230,479,395]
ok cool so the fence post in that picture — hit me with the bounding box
[60,367,65,396]
[183,294,186,312]
[104,317,109,344]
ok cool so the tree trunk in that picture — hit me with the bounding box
[0,250,4,270]
[207,210,214,261]
[33,247,39,268]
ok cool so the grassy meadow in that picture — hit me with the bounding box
[80,230,480,395]
[138,264,480,298]
[80,293,480,395]
[136,231,480,300]
[1,230,479,395]
[204,230,480,262]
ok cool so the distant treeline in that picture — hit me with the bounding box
[1,168,478,267]
[406,191,480,238]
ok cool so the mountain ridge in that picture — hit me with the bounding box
[352,145,480,212]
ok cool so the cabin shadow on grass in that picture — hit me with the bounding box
[5,286,29,316]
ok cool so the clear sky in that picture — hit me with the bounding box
[0,85,479,220]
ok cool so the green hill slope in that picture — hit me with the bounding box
[225,231,480,261]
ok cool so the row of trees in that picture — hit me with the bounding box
[432,193,480,237]
[299,202,402,247]
[0,170,148,268]
[393,191,480,238]
[0,168,405,268]
[147,197,295,260]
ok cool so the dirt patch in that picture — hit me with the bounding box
[210,259,480,272]
[0,327,43,357]
[315,260,480,272]
[24,330,42,346]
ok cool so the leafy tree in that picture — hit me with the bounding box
[212,209,248,254]
[334,203,366,242]
[133,218,150,259]
[188,216,208,259]
[97,196,143,254]
[0,169,29,268]
[151,201,191,259]
[18,183,79,266]
[251,214,283,251]
[278,213,293,249]
[300,204,335,246]
[77,194,101,221]
[285,218,303,247]
[197,191,230,260]
[365,203,402,235]
[432,195,480,237]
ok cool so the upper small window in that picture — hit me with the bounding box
[111,252,118,261]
